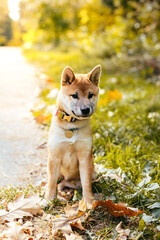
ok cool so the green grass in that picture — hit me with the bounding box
[6,47,159,239]
[91,74,160,219]
[23,47,103,88]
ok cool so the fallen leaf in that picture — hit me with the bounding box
[64,232,84,240]
[78,198,87,212]
[52,211,85,229]
[147,202,160,209]
[70,220,85,231]
[138,218,145,231]
[64,203,78,217]
[144,182,160,191]
[116,221,130,240]
[0,222,32,240]
[93,200,143,217]
[157,225,160,231]
[142,213,157,223]
[0,194,42,223]
[52,201,87,237]
[52,217,72,236]
[9,194,42,215]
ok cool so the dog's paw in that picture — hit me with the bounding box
[84,196,95,210]
[40,198,51,208]
[45,191,56,201]
[86,201,93,209]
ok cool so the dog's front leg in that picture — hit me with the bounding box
[79,154,94,209]
[45,148,61,200]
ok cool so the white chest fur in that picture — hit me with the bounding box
[48,115,92,180]
[48,115,92,147]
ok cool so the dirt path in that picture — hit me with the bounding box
[0,47,47,187]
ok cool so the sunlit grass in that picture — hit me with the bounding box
[24,48,160,189]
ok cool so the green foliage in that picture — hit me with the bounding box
[0,0,21,46]
[0,185,39,206]
[0,0,12,46]
[20,0,160,60]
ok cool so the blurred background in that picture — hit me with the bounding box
[1,0,160,75]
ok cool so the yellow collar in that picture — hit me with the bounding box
[55,109,77,122]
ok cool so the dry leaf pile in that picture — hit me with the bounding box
[0,193,42,239]
[0,193,143,239]
[0,194,42,223]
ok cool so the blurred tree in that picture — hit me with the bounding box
[19,0,160,59]
[0,0,12,45]
[121,0,160,57]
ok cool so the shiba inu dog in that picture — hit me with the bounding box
[45,65,101,208]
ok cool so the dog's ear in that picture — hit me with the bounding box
[88,65,101,86]
[61,66,75,86]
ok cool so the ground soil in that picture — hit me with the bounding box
[0,47,47,187]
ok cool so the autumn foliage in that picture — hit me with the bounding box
[0,194,143,239]
[93,200,143,217]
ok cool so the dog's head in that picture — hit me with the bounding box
[57,65,101,119]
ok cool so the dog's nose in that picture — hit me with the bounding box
[81,107,90,115]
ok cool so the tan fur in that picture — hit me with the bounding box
[45,65,101,208]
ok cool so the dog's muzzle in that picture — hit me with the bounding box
[81,107,90,116]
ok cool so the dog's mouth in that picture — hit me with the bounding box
[72,110,92,119]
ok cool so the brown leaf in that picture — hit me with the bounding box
[116,221,130,240]
[64,202,86,232]
[0,194,42,223]
[70,220,85,231]
[93,200,144,217]
[51,199,89,238]
[52,203,87,237]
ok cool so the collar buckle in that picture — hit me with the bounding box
[63,115,72,121]
[55,109,76,122]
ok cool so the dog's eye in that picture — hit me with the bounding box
[88,92,94,99]
[71,93,78,99]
